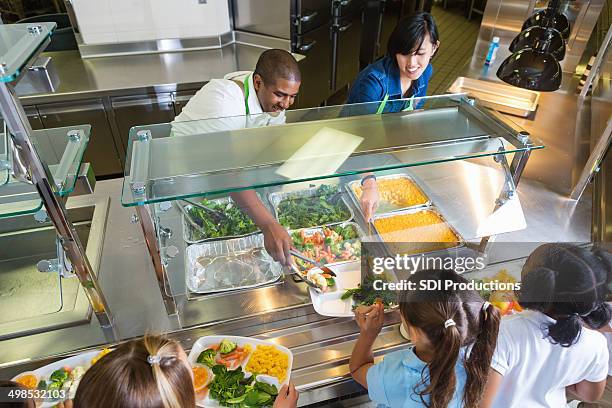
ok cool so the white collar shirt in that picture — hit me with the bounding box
[171,70,286,137]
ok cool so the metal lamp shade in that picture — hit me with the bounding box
[522,9,570,39]
[496,48,562,91]
[510,26,566,61]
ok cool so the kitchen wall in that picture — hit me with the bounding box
[71,0,231,45]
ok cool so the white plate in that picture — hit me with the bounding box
[309,261,361,317]
[187,335,293,407]
[12,349,103,407]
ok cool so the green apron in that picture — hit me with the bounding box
[243,73,252,115]
[375,94,414,114]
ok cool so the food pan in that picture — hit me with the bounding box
[370,206,464,257]
[269,185,354,230]
[448,77,539,117]
[289,222,365,272]
[185,233,282,294]
[346,173,431,217]
[180,196,260,244]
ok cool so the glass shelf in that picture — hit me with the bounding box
[0,23,56,83]
[0,124,91,219]
[121,95,544,207]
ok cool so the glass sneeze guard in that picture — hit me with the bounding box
[121,95,544,206]
[0,125,91,218]
[0,23,56,83]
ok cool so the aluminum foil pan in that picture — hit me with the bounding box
[185,233,282,294]
[269,185,354,230]
[370,206,464,256]
[180,196,260,244]
[345,173,431,217]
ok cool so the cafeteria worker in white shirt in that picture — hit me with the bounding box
[172,49,301,266]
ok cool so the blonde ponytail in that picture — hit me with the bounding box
[144,335,188,408]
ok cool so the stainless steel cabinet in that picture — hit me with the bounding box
[294,23,332,108]
[38,99,122,177]
[333,16,363,91]
[293,0,333,35]
[332,1,365,92]
[111,94,176,154]
[233,0,291,39]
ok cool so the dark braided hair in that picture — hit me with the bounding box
[519,244,612,347]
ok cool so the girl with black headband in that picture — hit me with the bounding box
[481,243,611,408]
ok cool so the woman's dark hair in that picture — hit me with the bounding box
[519,243,611,347]
[387,12,439,59]
[399,269,500,408]
[74,335,195,408]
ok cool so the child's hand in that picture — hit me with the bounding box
[354,302,385,340]
[274,383,298,408]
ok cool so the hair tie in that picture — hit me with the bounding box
[147,354,161,365]
[482,301,491,311]
[444,319,456,329]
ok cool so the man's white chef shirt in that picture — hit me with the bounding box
[171,71,285,136]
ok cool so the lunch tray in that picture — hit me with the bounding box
[188,336,293,408]
[345,173,431,217]
[185,233,282,294]
[448,77,539,117]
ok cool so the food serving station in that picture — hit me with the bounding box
[1,0,608,403]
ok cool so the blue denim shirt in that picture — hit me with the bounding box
[347,56,433,112]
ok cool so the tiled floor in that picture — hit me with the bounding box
[427,2,481,95]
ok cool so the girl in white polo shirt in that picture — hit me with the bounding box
[481,244,611,408]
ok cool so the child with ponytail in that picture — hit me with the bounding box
[481,243,611,408]
[350,269,500,408]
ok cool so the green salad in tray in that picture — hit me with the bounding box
[187,199,258,240]
[342,274,397,309]
[277,185,351,229]
[209,365,279,407]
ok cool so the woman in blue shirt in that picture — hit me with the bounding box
[348,13,440,221]
[347,12,440,112]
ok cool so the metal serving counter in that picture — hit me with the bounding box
[0,159,591,404]
[17,43,269,104]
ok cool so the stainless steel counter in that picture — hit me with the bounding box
[0,159,591,404]
[17,43,267,104]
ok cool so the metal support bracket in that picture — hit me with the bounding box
[0,80,117,342]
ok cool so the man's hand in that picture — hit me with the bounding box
[273,383,299,408]
[360,178,379,223]
[354,302,385,341]
[262,220,293,266]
